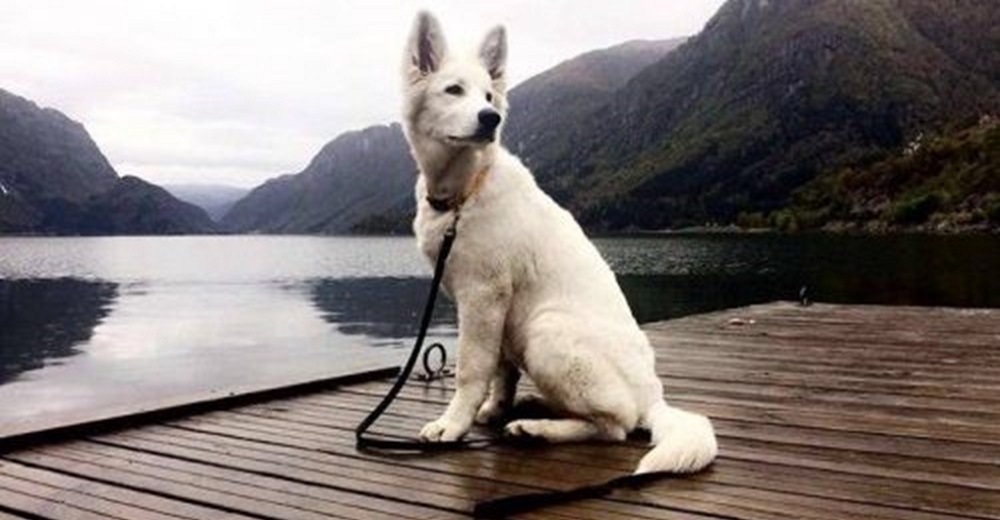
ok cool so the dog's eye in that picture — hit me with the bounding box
[486,92,494,102]
[445,85,464,96]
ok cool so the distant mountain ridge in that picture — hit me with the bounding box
[1,88,118,231]
[506,39,686,187]
[539,0,1000,229]
[222,39,685,234]
[0,88,216,235]
[0,89,118,202]
[164,183,248,222]
[221,123,415,234]
[226,0,999,234]
[76,176,217,235]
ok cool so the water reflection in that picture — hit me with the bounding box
[0,234,997,428]
[603,233,1000,321]
[0,280,401,424]
[619,274,791,324]
[310,277,457,344]
[0,278,117,384]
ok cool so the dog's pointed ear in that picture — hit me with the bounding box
[479,25,507,80]
[407,11,447,76]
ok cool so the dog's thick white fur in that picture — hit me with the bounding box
[401,11,717,474]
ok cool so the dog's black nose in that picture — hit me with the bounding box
[478,109,502,131]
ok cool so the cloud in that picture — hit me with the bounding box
[0,0,726,187]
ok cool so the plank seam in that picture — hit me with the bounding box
[85,437,473,518]
[1,456,305,520]
[0,502,48,520]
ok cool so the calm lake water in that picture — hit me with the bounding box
[1,234,998,427]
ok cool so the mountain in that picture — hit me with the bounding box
[10,175,217,236]
[163,183,249,221]
[222,123,415,234]
[223,40,684,234]
[532,0,1000,230]
[505,39,686,196]
[1,88,117,232]
[0,88,214,235]
[777,116,1000,233]
[76,176,217,235]
[0,89,118,202]
[228,0,998,234]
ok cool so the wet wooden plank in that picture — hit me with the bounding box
[155,419,972,520]
[0,460,206,520]
[192,399,1000,518]
[0,302,997,519]
[11,442,464,520]
[233,398,1000,491]
[92,426,681,520]
[0,366,400,453]
[0,485,115,520]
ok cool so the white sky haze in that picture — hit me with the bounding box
[0,0,727,187]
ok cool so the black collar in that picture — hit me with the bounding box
[426,196,454,212]
[424,166,490,213]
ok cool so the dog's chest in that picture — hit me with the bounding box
[413,208,454,263]
[414,207,509,291]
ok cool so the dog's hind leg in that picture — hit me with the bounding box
[504,417,627,443]
[511,317,640,443]
[475,359,520,425]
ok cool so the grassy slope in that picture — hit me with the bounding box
[772,117,1000,232]
[538,0,999,231]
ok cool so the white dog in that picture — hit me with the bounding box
[402,11,717,474]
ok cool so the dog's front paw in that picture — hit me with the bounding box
[420,416,470,442]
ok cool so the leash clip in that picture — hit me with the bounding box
[445,212,460,238]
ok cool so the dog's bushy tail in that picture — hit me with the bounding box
[635,400,718,475]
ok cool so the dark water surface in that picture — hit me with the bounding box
[1,234,997,425]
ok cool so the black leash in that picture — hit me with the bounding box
[353,212,678,518]
[473,471,677,518]
[354,214,485,451]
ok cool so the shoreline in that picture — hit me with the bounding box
[3,225,999,239]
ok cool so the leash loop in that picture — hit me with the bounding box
[417,342,451,382]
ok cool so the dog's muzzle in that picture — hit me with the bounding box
[474,109,502,141]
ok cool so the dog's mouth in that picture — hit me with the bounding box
[447,132,496,146]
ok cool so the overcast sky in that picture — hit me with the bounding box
[1,0,726,188]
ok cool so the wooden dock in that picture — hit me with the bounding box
[1,302,998,519]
